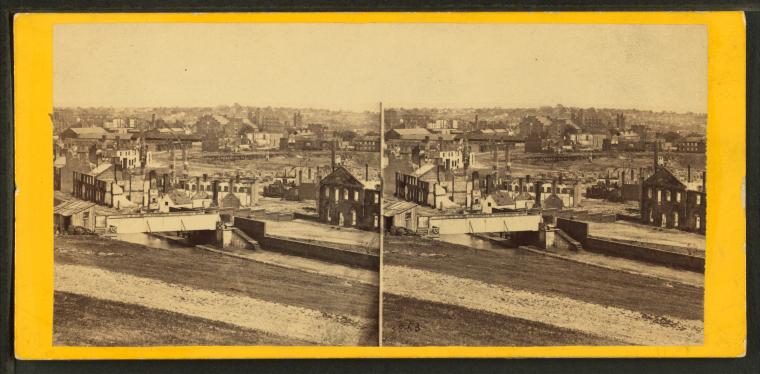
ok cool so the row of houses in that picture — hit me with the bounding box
[394,164,583,213]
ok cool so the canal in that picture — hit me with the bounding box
[114,232,192,250]
[435,234,517,251]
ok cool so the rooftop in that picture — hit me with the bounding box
[383,201,419,217]
[54,199,96,217]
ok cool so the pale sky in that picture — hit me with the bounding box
[54,23,707,113]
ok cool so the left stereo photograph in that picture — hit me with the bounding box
[52,23,381,347]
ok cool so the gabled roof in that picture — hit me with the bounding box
[489,190,516,206]
[89,163,113,177]
[643,167,687,189]
[64,127,109,136]
[54,199,96,217]
[192,190,211,200]
[385,128,435,141]
[514,191,534,201]
[219,192,241,208]
[212,114,230,125]
[320,166,366,189]
[166,190,192,205]
[412,164,436,178]
[383,201,418,217]
[542,194,565,209]
[389,128,432,136]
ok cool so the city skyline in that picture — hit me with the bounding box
[55,23,706,113]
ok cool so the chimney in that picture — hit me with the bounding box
[112,158,118,183]
[559,173,564,184]
[203,173,208,182]
[365,163,369,181]
[163,173,171,193]
[702,171,706,192]
[436,164,441,183]
[211,180,219,206]
[196,176,200,191]
[519,177,524,193]
[151,113,156,130]
[505,144,511,170]
[653,142,659,170]
[330,140,336,172]
[298,169,302,185]
[474,114,479,130]
[688,164,691,183]
[451,172,456,200]
[535,180,543,207]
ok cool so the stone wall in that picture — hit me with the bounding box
[233,217,266,241]
[585,237,704,273]
[233,216,378,270]
[556,218,589,243]
[260,236,378,270]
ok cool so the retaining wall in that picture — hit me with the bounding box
[555,217,703,272]
[233,216,378,270]
[556,218,589,243]
[585,237,704,273]
[259,236,378,270]
[233,217,266,241]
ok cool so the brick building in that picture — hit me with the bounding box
[318,166,381,231]
[640,167,706,234]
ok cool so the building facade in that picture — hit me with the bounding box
[640,167,706,234]
[318,167,381,231]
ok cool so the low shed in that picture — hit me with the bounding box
[383,201,419,233]
[54,199,97,233]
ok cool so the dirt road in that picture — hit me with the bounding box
[383,235,703,346]
[54,236,378,346]
[384,265,702,346]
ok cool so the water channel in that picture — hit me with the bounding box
[435,233,517,251]
[114,232,192,250]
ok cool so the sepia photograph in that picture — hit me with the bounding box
[40,19,720,350]
[7,8,752,364]
[380,24,706,346]
[51,23,382,346]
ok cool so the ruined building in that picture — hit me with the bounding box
[318,166,381,231]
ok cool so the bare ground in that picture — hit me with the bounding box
[382,294,624,347]
[55,236,378,319]
[384,235,703,321]
[54,292,309,346]
[54,236,378,346]
[56,264,374,345]
[384,265,702,346]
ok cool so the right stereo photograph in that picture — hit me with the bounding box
[380,23,706,347]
